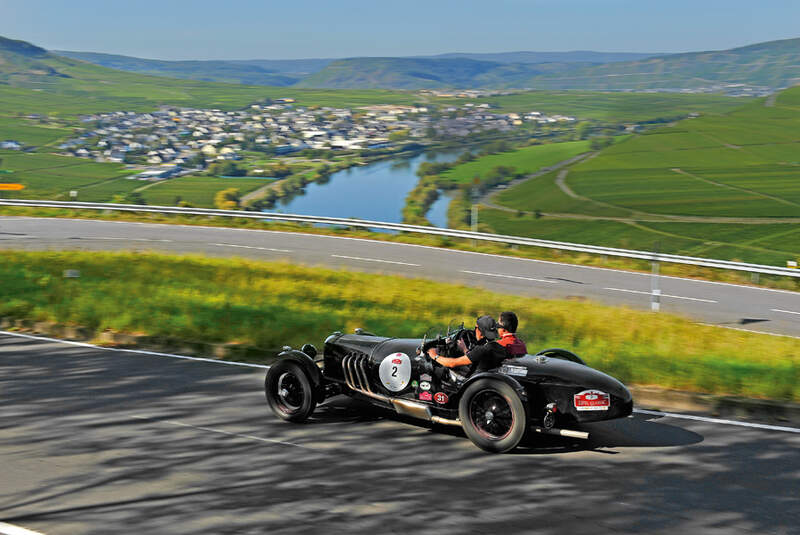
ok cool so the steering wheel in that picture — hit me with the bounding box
[447,327,476,358]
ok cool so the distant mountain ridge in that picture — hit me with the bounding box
[426,51,658,64]
[516,37,800,91]
[54,51,304,86]
[53,50,664,89]
[54,49,654,88]
[0,36,48,57]
[0,36,70,82]
[2,35,798,93]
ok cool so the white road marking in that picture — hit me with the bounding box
[0,331,269,369]
[2,330,800,435]
[131,415,313,450]
[604,287,717,303]
[212,242,292,253]
[698,324,800,340]
[635,409,800,434]
[459,270,558,284]
[331,254,420,267]
[0,522,46,535]
[84,236,173,242]
[771,308,800,316]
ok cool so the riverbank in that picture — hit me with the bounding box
[403,140,593,226]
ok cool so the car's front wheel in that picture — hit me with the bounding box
[459,378,527,453]
[265,360,317,422]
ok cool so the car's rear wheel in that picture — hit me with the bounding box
[265,360,317,422]
[459,378,526,453]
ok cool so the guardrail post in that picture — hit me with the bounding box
[751,272,760,284]
[651,246,661,312]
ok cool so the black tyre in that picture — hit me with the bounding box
[265,360,317,422]
[459,378,527,453]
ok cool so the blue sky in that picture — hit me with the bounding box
[2,0,799,60]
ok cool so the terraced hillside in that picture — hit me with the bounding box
[485,86,800,265]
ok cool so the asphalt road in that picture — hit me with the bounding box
[1,334,799,534]
[1,216,799,338]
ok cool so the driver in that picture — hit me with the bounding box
[427,315,508,374]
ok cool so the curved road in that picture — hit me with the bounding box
[1,334,799,534]
[1,216,799,338]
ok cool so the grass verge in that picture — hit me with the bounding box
[1,250,798,401]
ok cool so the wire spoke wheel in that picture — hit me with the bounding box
[459,378,527,453]
[469,390,514,440]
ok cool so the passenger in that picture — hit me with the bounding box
[427,315,508,375]
[497,311,527,356]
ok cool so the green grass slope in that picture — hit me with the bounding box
[139,176,269,207]
[439,141,591,186]
[485,86,800,264]
[2,250,798,400]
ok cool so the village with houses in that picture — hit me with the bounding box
[32,99,576,181]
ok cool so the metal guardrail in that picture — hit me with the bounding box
[1,198,798,278]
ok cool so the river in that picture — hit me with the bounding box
[272,150,463,227]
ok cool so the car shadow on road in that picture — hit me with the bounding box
[309,395,704,454]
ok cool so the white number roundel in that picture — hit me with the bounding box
[378,352,412,392]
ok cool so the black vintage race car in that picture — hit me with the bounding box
[264,325,633,453]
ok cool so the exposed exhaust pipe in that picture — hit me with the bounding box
[531,426,590,440]
[431,415,461,427]
[342,353,391,403]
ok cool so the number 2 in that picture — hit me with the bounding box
[391,366,398,377]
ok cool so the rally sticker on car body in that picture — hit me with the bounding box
[573,390,610,411]
[379,352,412,392]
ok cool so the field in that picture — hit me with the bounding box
[480,209,800,264]
[437,91,748,122]
[0,151,133,198]
[438,140,590,186]
[139,175,272,207]
[0,250,798,401]
[483,85,800,265]
[0,116,72,147]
